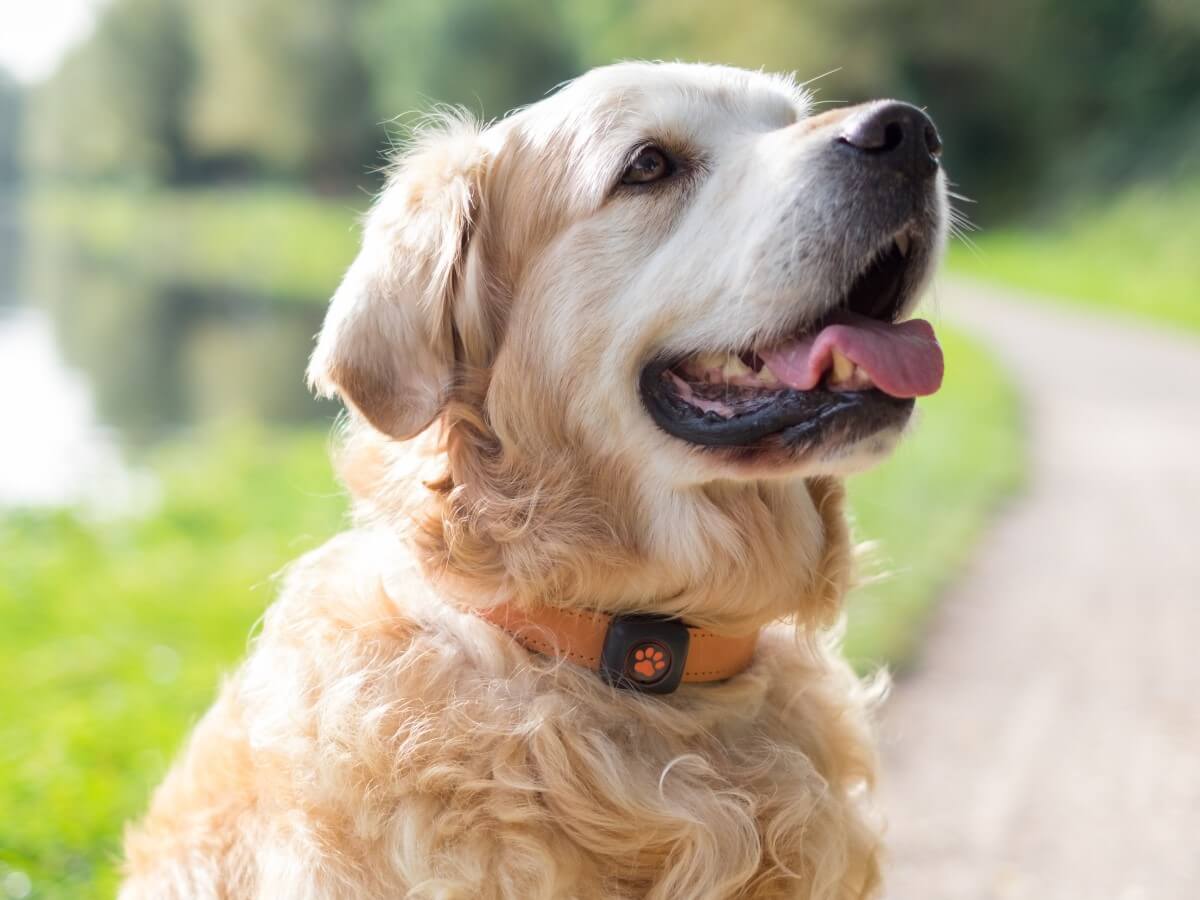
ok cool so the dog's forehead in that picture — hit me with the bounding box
[546,62,807,144]
[491,63,809,210]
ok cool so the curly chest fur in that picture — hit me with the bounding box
[124,536,882,900]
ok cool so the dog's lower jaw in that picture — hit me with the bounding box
[804,425,910,478]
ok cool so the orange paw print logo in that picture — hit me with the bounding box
[631,644,669,680]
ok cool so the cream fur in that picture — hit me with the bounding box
[122,61,946,899]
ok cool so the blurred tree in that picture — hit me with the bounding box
[562,0,896,101]
[18,0,1200,217]
[26,0,194,183]
[0,69,22,185]
[868,0,1200,215]
[186,0,377,187]
[354,0,580,123]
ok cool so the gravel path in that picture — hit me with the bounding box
[880,279,1200,900]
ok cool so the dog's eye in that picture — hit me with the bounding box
[621,147,673,185]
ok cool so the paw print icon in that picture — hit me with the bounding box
[628,642,671,683]
[601,615,690,694]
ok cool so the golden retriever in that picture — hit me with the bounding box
[121,61,947,899]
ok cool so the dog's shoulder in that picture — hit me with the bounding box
[258,527,426,648]
[121,530,451,896]
[232,527,440,743]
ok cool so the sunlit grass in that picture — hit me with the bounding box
[948,181,1200,333]
[1,429,347,899]
[845,326,1023,668]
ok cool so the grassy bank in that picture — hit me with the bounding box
[27,186,360,302]
[844,324,1022,666]
[1,324,1020,898]
[1,429,347,898]
[949,181,1200,333]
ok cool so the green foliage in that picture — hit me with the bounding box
[26,0,377,187]
[845,326,1024,668]
[0,428,347,899]
[356,0,580,121]
[878,0,1200,213]
[26,0,194,183]
[949,181,1200,332]
[20,0,1200,215]
[186,0,376,181]
[0,69,21,184]
[564,0,895,103]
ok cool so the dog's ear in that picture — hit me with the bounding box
[309,116,489,440]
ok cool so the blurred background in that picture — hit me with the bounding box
[1,1,1197,897]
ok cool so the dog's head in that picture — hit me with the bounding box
[310,62,948,625]
[312,62,947,488]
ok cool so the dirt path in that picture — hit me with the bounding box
[879,279,1200,900]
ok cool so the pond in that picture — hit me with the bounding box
[0,194,335,509]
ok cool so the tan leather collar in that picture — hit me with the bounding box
[480,601,758,694]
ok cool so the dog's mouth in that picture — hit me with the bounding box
[640,232,944,451]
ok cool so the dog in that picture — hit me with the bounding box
[121,61,947,899]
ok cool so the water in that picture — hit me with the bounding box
[0,306,144,508]
[0,196,332,509]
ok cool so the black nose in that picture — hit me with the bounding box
[837,101,942,179]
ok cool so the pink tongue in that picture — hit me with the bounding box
[758,313,944,398]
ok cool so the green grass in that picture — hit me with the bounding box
[27,185,362,302]
[844,325,1023,668]
[1,428,348,899]
[949,181,1200,333]
[1,329,1020,898]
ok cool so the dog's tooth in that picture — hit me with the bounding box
[830,348,855,384]
[691,352,725,382]
[756,364,780,386]
[895,233,911,258]
[845,365,874,390]
[827,361,875,392]
[720,354,751,380]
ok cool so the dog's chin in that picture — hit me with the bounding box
[731,421,911,480]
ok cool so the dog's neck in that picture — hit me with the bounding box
[340,425,852,635]
[539,474,851,633]
[478,600,761,693]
